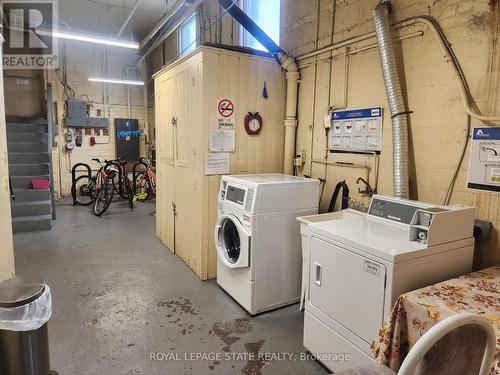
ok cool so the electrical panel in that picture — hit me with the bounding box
[65,99,109,128]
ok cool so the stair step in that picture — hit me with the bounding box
[6,122,48,133]
[7,132,49,143]
[12,214,52,233]
[7,143,48,153]
[10,175,50,189]
[11,200,52,217]
[12,188,51,202]
[9,163,49,176]
[8,152,49,164]
[6,116,47,124]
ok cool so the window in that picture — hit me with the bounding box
[179,13,197,57]
[241,0,280,52]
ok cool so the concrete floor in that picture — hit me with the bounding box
[13,200,328,375]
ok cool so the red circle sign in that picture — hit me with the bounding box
[218,99,234,118]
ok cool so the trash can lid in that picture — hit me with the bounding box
[0,277,46,308]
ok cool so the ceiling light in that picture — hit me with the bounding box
[36,30,139,49]
[88,77,144,86]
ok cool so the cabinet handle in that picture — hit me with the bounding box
[314,263,322,286]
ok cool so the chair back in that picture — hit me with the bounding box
[399,313,496,375]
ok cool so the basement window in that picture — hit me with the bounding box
[240,0,280,51]
[179,13,197,57]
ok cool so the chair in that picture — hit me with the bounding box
[335,313,496,375]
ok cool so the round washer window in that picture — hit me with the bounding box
[222,219,241,264]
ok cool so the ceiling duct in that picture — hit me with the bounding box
[139,0,198,58]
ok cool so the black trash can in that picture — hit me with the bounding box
[0,277,53,375]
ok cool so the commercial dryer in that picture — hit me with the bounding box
[215,174,320,315]
[300,195,476,372]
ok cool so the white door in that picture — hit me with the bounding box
[215,214,251,268]
[309,237,387,343]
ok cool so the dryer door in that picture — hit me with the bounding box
[215,214,250,269]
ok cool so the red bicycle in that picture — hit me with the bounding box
[107,156,134,209]
[134,158,156,202]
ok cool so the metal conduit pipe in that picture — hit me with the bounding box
[297,16,500,123]
[278,53,300,175]
[374,0,410,199]
[217,0,299,175]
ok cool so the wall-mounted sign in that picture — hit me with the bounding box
[115,119,140,161]
[467,127,500,192]
[329,107,383,154]
[217,98,235,128]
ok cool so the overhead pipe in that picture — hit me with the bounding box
[373,0,410,199]
[217,0,299,175]
[139,0,203,60]
[140,0,190,49]
[116,0,142,38]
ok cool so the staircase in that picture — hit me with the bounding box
[6,116,53,232]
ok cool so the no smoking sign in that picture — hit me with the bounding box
[217,98,235,128]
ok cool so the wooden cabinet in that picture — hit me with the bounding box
[154,46,285,280]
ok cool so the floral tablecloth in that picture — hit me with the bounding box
[372,266,500,374]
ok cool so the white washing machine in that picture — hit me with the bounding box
[300,195,476,372]
[215,174,320,315]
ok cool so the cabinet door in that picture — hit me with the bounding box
[156,164,175,253]
[155,76,175,252]
[156,77,175,165]
[174,65,199,167]
[173,167,203,277]
[309,237,387,343]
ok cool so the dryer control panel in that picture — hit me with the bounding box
[219,180,255,212]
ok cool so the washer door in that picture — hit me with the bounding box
[215,214,250,268]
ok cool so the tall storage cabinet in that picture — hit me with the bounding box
[154,46,285,280]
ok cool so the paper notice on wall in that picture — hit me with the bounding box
[205,153,230,175]
[467,127,500,192]
[210,130,235,152]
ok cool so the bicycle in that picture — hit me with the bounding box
[134,158,157,202]
[72,159,116,216]
[107,156,134,210]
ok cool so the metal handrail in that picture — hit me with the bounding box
[46,84,56,219]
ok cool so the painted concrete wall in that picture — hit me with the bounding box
[0,43,15,282]
[281,0,500,266]
[46,42,152,197]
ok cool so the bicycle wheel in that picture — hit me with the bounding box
[73,175,95,206]
[93,179,114,216]
[134,172,150,202]
[125,177,134,209]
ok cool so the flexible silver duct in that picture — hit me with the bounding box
[374,1,410,199]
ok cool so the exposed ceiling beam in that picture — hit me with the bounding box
[139,0,203,61]
[140,0,189,49]
[116,0,143,38]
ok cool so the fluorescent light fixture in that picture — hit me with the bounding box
[89,77,144,86]
[36,30,139,49]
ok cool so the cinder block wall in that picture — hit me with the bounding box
[46,42,153,197]
[280,0,500,266]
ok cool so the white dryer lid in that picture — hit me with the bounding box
[309,215,437,263]
[225,174,319,187]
